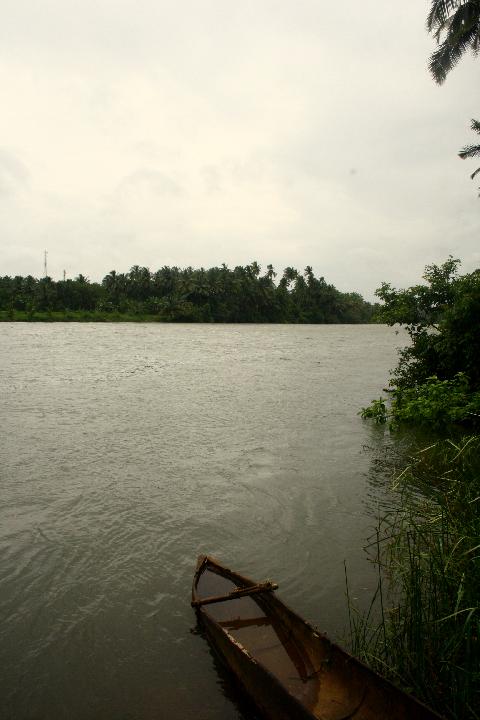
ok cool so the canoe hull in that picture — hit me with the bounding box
[200,608,315,720]
[192,556,442,720]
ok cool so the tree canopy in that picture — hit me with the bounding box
[0,262,375,324]
[362,257,480,427]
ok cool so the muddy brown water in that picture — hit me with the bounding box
[0,323,405,719]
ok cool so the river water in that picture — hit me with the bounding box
[0,323,403,720]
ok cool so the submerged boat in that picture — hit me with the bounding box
[191,555,442,720]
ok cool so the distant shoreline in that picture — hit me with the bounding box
[0,264,376,324]
[1,310,163,323]
[0,310,377,324]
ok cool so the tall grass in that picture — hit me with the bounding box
[347,436,480,719]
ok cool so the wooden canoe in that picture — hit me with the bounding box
[191,555,442,720]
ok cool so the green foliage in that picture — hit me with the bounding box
[0,263,375,324]
[362,375,480,430]
[347,436,480,719]
[363,258,480,429]
[393,374,480,428]
[360,398,389,424]
[427,1,480,86]
[426,2,480,192]
[459,119,480,193]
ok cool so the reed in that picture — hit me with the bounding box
[347,436,480,719]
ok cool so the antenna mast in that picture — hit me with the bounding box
[44,250,48,278]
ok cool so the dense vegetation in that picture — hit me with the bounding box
[356,258,480,719]
[0,263,375,323]
[348,437,480,719]
[361,258,480,428]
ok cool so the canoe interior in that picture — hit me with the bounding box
[196,565,320,709]
[193,557,442,720]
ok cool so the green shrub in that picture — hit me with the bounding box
[360,398,389,424]
[394,374,480,427]
[362,374,480,429]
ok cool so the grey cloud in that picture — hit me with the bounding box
[0,149,29,197]
[201,165,222,194]
[114,169,183,199]
[200,156,269,194]
[0,1,478,294]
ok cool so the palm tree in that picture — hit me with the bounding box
[459,119,480,189]
[127,265,151,300]
[427,2,480,192]
[265,264,276,281]
[304,266,315,287]
[427,1,480,85]
[246,261,261,279]
[102,270,117,290]
[280,266,298,289]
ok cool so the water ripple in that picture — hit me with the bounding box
[0,323,403,720]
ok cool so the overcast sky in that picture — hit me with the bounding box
[1,0,478,299]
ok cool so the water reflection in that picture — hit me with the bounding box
[362,423,447,517]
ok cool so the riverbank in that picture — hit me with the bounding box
[348,436,480,719]
[0,309,376,324]
[0,309,163,322]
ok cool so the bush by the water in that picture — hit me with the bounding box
[347,436,480,719]
[361,373,480,429]
[362,258,480,429]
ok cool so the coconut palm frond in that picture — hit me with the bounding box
[459,143,480,159]
[447,2,480,43]
[428,1,480,83]
[427,0,461,32]
[459,119,480,159]
[430,25,480,82]
[459,119,480,191]
[427,3,480,194]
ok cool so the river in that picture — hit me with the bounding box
[0,323,403,719]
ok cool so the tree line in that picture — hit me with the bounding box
[0,262,376,323]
